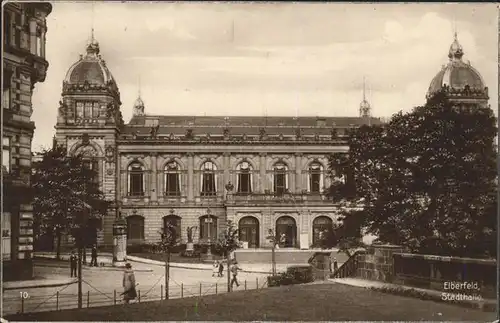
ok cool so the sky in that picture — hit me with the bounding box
[31,2,498,150]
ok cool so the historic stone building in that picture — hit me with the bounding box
[53,32,488,251]
[3,2,52,280]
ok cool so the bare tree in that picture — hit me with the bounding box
[215,220,241,292]
[157,222,179,299]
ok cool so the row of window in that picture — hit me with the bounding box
[75,102,102,119]
[4,10,44,57]
[127,160,325,196]
[126,214,334,248]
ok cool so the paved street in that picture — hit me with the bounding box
[2,262,269,315]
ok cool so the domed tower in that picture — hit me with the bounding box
[54,31,123,247]
[427,33,489,110]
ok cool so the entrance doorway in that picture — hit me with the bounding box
[276,216,297,248]
[238,216,259,248]
[312,216,333,246]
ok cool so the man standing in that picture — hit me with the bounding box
[70,250,77,277]
[90,244,98,267]
[230,262,242,289]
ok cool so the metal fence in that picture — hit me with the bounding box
[3,276,268,316]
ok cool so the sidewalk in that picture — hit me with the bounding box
[127,255,306,274]
[330,277,496,311]
[34,253,153,272]
[3,277,77,290]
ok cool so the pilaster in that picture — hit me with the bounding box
[187,153,194,201]
[150,153,157,201]
[295,153,302,193]
[259,152,267,193]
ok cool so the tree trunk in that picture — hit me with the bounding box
[56,228,62,260]
[227,251,231,292]
[271,245,276,276]
[165,251,170,300]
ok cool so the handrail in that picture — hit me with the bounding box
[331,250,365,279]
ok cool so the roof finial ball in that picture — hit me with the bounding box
[448,32,464,61]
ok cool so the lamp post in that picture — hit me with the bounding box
[205,208,213,260]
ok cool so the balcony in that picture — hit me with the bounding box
[226,191,330,205]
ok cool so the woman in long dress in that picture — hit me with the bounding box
[122,263,137,304]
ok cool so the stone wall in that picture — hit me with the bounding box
[356,244,404,283]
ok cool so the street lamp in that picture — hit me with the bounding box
[205,208,213,260]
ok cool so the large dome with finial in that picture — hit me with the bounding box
[427,33,488,99]
[64,35,116,86]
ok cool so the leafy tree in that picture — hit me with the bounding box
[156,222,179,299]
[32,145,110,259]
[214,221,241,291]
[337,92,497,258]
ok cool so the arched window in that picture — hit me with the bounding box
[276,216,297,248]
[236,161,252,194]
[199,214,217,241]
[308,162,324,193]
[128,162,145,196]
[239,216,259,248]
[164,161,181,196]
[75,145,99,184]
[312,216,333,246]
[127,215,144,241]
[163,215,181,242]
[201,161,217,196]
[273,162,288,195]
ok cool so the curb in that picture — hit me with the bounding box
[34,263,153,273]
[3,279,78,291]
[126,256,278,274]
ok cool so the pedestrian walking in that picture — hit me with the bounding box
[218,261,224,277]
[333,257,338,272]
[230,262,242,289]
[122,263,137,304]
[70,250,77,277]
[212,261,219,277]
[90,244,98,267]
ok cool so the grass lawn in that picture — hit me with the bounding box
[131,252,224,264]
[6,283,495,321]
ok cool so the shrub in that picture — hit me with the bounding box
[267,265,314,287]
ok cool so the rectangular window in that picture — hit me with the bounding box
[201,173,216,196]
[127,217,144,240]
[274,173,286,195]
[76,102,84,118]
[2,137,11,173]
[92,102,100,118]
[130,173,144,196]
[36,34,42,57]
[165,173,180,196]
[310,173,321,193]
[3,12,11,46]
[238,172,252,194]
[14,14,21,47]
[3,88,10,110]
[2,212,12,260]
[84,102,92,118]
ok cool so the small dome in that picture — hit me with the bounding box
[427,33,487,98]
[133,96,145,116]
[64,38,115,86]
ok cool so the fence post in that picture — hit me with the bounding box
[181,283,183,298]
[21,296,24,313]
[199,283,202,297]
[256,277,258,289]
[87,291,90,308]
[56,291,59,311]
[215,283,218,294]
[138,290,141,303]
[160,285,163,301]
[114,290,116,305]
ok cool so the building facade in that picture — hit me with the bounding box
[3,2,52,280]
[53,33,488,251]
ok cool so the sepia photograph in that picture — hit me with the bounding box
[1,2,498,321]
